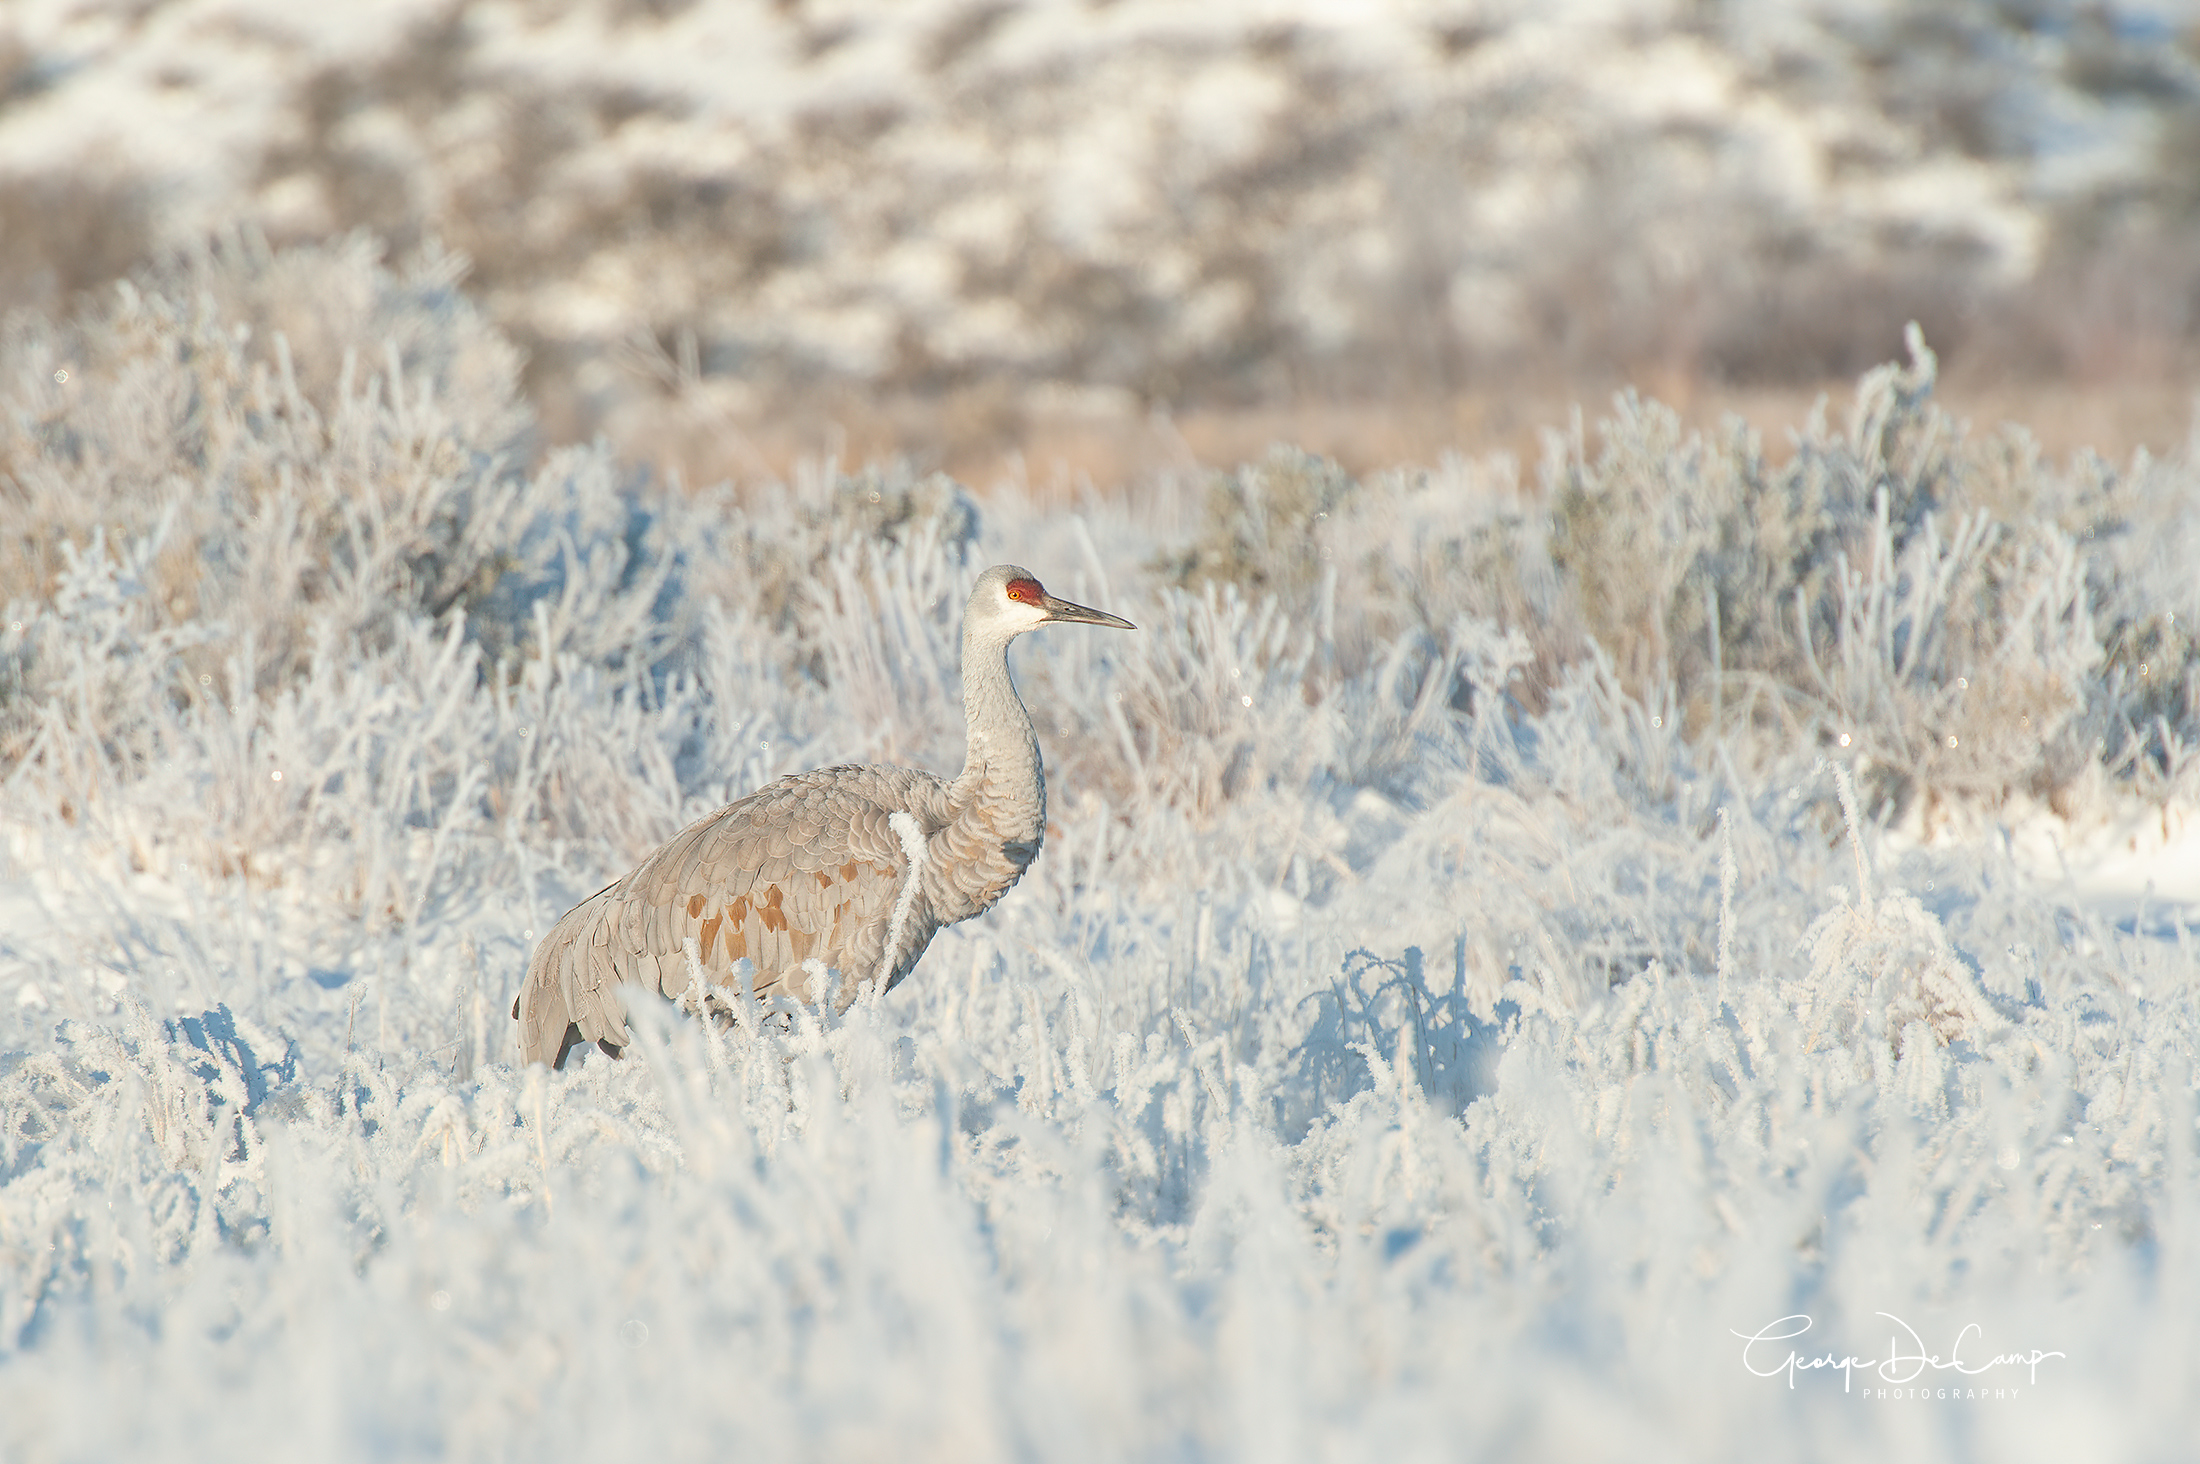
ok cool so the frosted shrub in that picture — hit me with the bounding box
[0,241,726,918]
[1209,326,2200,819]
[1149,448,1357,609]
[0,233,527,654]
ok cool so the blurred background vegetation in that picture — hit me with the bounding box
[1,0,2196,487]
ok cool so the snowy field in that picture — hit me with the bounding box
[3,240,2200,1461]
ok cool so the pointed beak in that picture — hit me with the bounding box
[1039,592,1135,631]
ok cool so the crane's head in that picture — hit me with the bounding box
[968,564,1135,640]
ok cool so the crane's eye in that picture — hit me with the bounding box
[1006,578,1042,604]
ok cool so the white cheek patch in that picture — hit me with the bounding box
[877,810,929,987]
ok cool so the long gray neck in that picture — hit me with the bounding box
[953,627,1042,816]
[924,624,1047,926]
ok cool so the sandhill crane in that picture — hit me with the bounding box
[513,564,1134,1067]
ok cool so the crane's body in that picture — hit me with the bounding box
[514,564,1133,1068]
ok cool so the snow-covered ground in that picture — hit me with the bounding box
[2,237,2198,1461]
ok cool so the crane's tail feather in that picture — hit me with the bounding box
[516,950,575,1067]
[517,883,643,1066]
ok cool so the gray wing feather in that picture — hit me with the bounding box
[515,766,953,1066]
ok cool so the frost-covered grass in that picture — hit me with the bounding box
[3,241,2199,1461]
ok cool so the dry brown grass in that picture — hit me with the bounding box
[598,372,2200,503]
